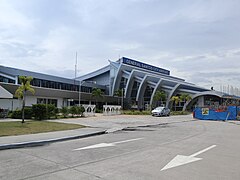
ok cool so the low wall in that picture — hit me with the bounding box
[82,104,96,117]
[103,105,122,116]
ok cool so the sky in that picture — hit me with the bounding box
[0,0,240,91]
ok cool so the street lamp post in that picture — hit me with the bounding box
[121,88,124,110]
[79,81,84,107]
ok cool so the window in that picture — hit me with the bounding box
[0,76,15,84]
[37,98,58,107]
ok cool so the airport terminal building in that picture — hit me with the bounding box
[0,57,230,111]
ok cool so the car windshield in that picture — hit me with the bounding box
[155,107,164,110]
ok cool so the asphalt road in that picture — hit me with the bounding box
[1,119,240,180]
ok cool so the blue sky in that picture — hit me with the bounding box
[1,0,240,91]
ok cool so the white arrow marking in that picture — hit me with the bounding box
[161,145,216,171]
[73,138,143,151]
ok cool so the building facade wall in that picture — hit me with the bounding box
[0,57,212,111]
[0,99,21,111]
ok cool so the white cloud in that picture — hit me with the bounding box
[0,0,240,89]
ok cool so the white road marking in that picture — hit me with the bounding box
[73,138,143,151]
[113,138,143,144]
[161,145,217,171]
[190,145,216,157]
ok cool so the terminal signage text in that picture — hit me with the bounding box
[122,57,170,75]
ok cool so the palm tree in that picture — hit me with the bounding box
[171,96,180,111]
[15,76,35,123]
[92,88,104,110]
[153,90,166,107]
[180,93,192,102]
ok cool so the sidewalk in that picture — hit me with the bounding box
[0,127,106,150]
[0,114,195,150]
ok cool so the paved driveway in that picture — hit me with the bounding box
[1,116,240,180]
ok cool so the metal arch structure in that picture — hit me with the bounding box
[110,61,210,109]
[75,57,210,110]
[183,91,224,111]
[166,83,181,109]
[124,70,143,98]
[111,66,123,96]
[149,79,164,106]
[136,75,154,109]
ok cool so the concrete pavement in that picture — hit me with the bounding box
[50,114,196,132]
[0,114,195,150]
[1,114,238,150]
[1,119,240,180]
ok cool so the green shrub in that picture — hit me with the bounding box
[32,104,47,120]
[170,111,191,116]
[11,107,32,119]
[60,106,69,118]
[24,107,33,119]
[46,104,56,119]
[54,107,59,118]
[11,109,22,119]
[96,109,103,113]
[77,105,85,117]
[123,110,151,115]
[69,106,77,117]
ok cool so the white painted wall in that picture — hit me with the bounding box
[0,96,65,110]
[25,96,64,108]
[0,99,22,110]
[25,96,37,107]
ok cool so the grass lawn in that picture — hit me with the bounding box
[0,121,85,137]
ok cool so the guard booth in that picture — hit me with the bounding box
[193,106,237,121]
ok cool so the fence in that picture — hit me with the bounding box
[193,106,237,120]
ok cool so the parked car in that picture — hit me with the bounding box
[151,107,170,117]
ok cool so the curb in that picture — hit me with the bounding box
[0,130,106,151]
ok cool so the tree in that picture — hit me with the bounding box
[15,76,35,123]
[153,90,166,107]
[180,93,192,102]
[171,96,180,111]
[92,88,104,110]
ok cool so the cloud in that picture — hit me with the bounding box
[0,0,240,90]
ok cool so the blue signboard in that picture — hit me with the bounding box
[122,57,170,75]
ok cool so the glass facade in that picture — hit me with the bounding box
[131,81,140,99]
[37,98,58,107]
[119,77,127,89]
[0,75,15,84]
[16,77,94,93]
[29,78,79,91]
[144,86,154,102]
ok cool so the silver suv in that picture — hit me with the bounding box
[151,107,170,117]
